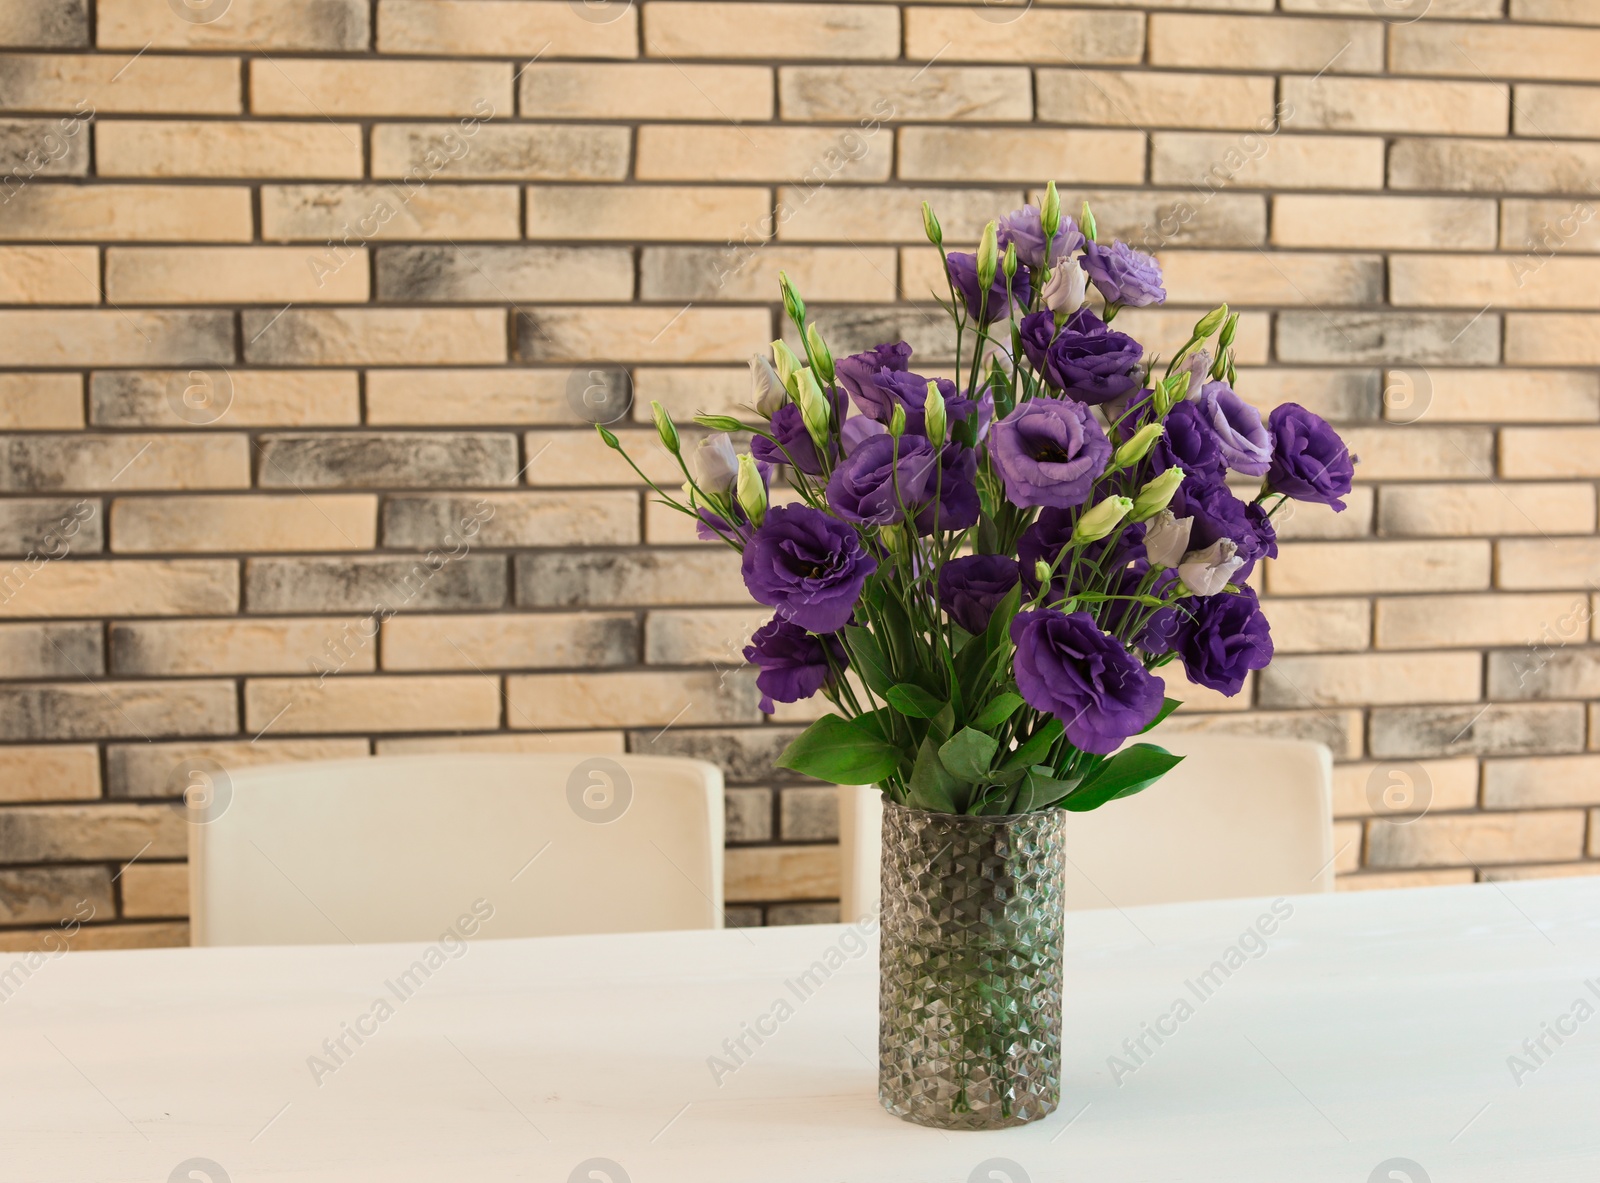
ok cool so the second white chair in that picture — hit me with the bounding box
[840,733,1334,922]
[188,752,724,946]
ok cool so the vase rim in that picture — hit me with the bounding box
[876,792,1055,825]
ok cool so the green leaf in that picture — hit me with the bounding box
[844,626,894,697]
[930,701,957,745]
[939,727,1000,783]
[1014,768,1081,813]
[1141,697,1183,734]
[972,692,1024,731]
[885,683,944,719]
[776,714,902,786]
[906,737,962,813]
[1000,718,1064,772]
[984,581,1023,653]
[1061,743,1184,813]
[975,514,1001,556]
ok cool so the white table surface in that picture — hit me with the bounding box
[5,879,1600,1183]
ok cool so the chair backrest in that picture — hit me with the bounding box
[189,752,723,946]
[840,733,1333,922]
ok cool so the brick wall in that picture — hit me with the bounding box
[1,0,1598,949]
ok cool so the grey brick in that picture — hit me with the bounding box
[1370,704,1586,759]
[1276,312,1501,366]
[724,905,763,927]
[1156,710,1362,759]
[779,66,1031,123]
[768,902,840,925]
[780,785,839,841]
[1085,189,1268,251]
[0,119,89,176]
[0,623,103,679]
[382,492,639,549]
[0,866,111,925]
[726,786,773,843]
[256,433,520,489]
[245,555,509,614]
[375,245,633,302]
[0,499,102,556]
[629,726,804,783]
[516,550,745,608]
[0,681,236,741]
[0,435,247,492]
[0,804,186,862]
[0,1,88,47]
[372,124,630,181]
[1488,648,1600,701]
[106,738,370,799]
[782,305,954,365]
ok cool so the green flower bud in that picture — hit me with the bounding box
[976,220,999,291]
[1154,370,1189,416]
[795,367,830,449]
[595,423,620,450]
[1002,239,1018,282]
[771,339,802,387]
[778,270,805,327]
[650,400,680,454]
[921,200,943,246]
[923,379,947,447]
[888,402,907,439]
[736,453,767,528]
[1113,422,1163,468]
[1042,181,1061,240]
[805,321,835,384]
[1034,559,1052,589]
[1080,201,1099,243]
[1192,304,1228,341]
[695,413,747,432]
[1130,466,1185,521]
[1073,496,1132,545]
[1218,311,1239,349]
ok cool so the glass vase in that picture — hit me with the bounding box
[877,798,1066,1130]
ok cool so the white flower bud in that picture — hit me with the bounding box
[1178,538,1244,597]
[688,432,740,494]
[1073,495,1133,545]
[1181,349,1212,402]
[1041,263,1088,318]
[750,356,787,418]
[1142,510,1193,569]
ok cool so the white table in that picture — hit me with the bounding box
[5,879,1600,1183]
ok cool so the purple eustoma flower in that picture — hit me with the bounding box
[835,342,969,436]
[744,616,846,715]
[998,205,1084,271]
[741,504,877,634]
[1174,586,1273,696]
[938,554,1020,635]
[946,251,1032,324]
[1019,308,1143,405]
[989,397,1112,510]
[751,401,834,475]
[825,433,939,526]
[1018,512,1144,602]
[1267,402,1356,511]
[1009,608,1166,754]
[1080,239,1166,308]
[1170,477,1272,581]
[911,444,980,536]
[1151,398,1226,484]
[1198,381,1272,477]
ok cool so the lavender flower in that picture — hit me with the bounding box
[740,504,876,633]
[947,251,1032,324]
[1010,608,1166,753]
[938,554,1020,635]
[998,205,1083,270]
[989,396,1112,509]
[744,616,846,715]
[1198,380,1271,477]
[1267,402,1356,510]
[1019,308,1143,405]
[1080,239,1166,307]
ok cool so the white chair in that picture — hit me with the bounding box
[188,752,723,946]
[840,733,1334,922]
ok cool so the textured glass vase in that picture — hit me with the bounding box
[877,799,1066,1130]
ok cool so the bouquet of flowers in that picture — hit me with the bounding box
[599,183,1355,816]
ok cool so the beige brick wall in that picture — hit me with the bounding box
[1,0,1597,945]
